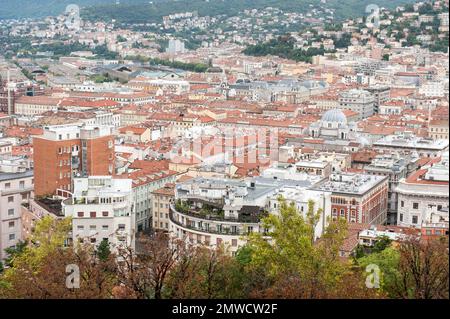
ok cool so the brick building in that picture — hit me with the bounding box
[33,124,115,197]
[311,173,389,225]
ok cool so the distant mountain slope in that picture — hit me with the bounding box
[0,0,155,19]
[0,0,415,21]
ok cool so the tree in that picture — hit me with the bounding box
[97,239,111,262]
[242,198,372,298]
[394,238,449,299]
[3,240,28,268]
[0,217,118,299]
[165,245,247,299]
[115,232,185,299]
[373,236,392,253]
[357,246,401,298]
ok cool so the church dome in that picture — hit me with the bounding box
[321,109,347,124]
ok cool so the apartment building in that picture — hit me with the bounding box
[396,152,449,228]
[151,183,175,232]
[364,154,411,225]
[62,176,135,251]
[169,178,273,254]
[428,119,449,141]
[339,89,375,120]
[0,156,33,261]
[33,124,115,197]
[311,173,389,225]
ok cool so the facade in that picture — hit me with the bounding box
[33,124,115,197]
[339,89,375,120]
[366,85,390,114]
[151,183,175,232]
[62,176,135,251]
[364,154,411,225]
[311,173,389,225]
[396,152,449,229]
[428,119,449,141]
[127,170,178,232]
[169,178,274,254]
[295,160,332,177]
[0,157,33,261]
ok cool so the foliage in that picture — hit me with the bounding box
[356,246,401,298]
[0,216,117,298]
[175,199,190,214]
[97,239,111,262]
[239,198,371,298]
[164,246,248,298]
[243,35,336,63]
[3,240,28,268]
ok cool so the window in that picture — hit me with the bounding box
[89,225,96,230]
[340,209,345,217]
[232,239,238,247]
[401,201,404,208]
[5,182,10,189]
[102,211,109,217]
[400,213,403,222]
[77,212,84,217]
[8,196,14,203]
[77,225,84,230]
[118,224,125,231]
[412,216,418,224]
[102,225,109,230]
[8,209,14,216]
[90,212,96,218]
[90,238,96,243]
[413,203,419,209]
[435,230,442,235]
[9,234,15,241]
[426,230,432,235]
[9,221,14,228]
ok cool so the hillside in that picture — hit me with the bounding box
[0,0,415,21]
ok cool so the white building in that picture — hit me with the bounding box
[0,156,33,261]
[339,89,375,120]
[396,152,449,228]
[62,176,135,251]
[268,187,331,240]
[418,80,447,97]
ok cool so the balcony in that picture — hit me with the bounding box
[169,209,245,236]
[169,203,264,236]
[0,186,33,196]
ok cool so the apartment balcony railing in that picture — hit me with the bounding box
[169,205,259,236]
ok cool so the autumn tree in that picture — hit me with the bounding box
[165,245,248,299]
[242,198,377,298]
[115,232,186,299]
[394,237,449,299]
[0,217,118,299]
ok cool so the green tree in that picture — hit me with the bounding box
[97,239,111,262]
[373,236,392,253]
[357,246,401,298]
[243,198,353,298]
[3,240,28,268]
